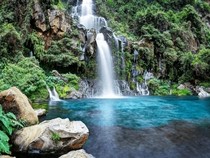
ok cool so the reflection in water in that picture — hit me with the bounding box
[98,100,115,126]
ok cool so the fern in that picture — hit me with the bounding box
[0,130,10,154]
[0,105,24,154]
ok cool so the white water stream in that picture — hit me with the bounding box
[73,0,120,98]
[47,86,60,101]
[96,33,116,97]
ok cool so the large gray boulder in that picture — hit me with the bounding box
[59,149,94,158]
[12,118,89,154]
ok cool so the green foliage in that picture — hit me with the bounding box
[0,105,23,154]
[51,132,61,143]
[0,130,10,154]
[32,103,48,110]
[0,58,48,100]
[51,0,66,10]
[0,23,22,62]
[0,0,209,99]
[148,78,170,95]
[96,0,210,85]
[33,37,84,70]
[62,73,80,90]
[199,82,210,88]
[171,88,192,96]
[46,72,80,98]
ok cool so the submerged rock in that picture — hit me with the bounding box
[0,87,38,125]
[59,149,94,158]
[12,118,89,154]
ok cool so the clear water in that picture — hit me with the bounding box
[44,96,210,128]
[42,96,210,158]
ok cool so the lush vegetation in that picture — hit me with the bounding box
[96,0,210,95]
[0,0,82,101]
[0,0,209,98]
[0,105,23,154]
[0,58,48,100]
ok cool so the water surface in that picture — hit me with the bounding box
[43,96,210,158]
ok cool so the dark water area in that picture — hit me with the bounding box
[85,121,210,158]
[16,96,210,158]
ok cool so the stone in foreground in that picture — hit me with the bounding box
[0,87,38,125]
[59,149,94,158]
[12,118,89,154]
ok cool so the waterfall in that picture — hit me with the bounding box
[47,86,60,101]
[72,0,120,98]
[96,33,116,97]
[73,0,107,31]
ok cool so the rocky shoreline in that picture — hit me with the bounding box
[0,87,94,158]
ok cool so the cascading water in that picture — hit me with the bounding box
[72,0,107,31]
[47,86,60,101]
[72,0,153,97]
[96,33,116,97]
[72,0,120,97]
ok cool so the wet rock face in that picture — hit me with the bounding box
[12,118,89,154]
[67,90,83,99]
[0,87,38,125]
[32,0,71,37]
[196,86,210,98]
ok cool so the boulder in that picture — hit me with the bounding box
[0,87,38,125]
[35,109,47,117]
[59,149,94,158]
[12,118,89,154]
